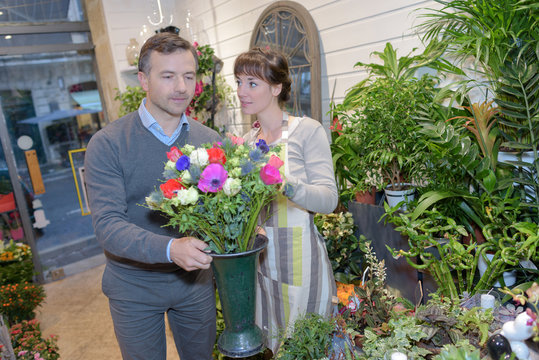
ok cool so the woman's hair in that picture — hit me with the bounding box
[138,32,198,74]
[234,47,292,106]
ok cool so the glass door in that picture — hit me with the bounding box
[0,0,105,280]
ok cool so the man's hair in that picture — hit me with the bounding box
[138,32,198,74]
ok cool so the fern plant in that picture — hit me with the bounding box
[495,58,539,222]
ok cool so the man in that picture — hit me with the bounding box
[84,32,221,360]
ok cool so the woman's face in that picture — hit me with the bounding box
[235,74,282,116]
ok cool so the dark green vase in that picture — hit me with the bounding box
[211,234,267,358]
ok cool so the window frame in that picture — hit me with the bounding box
[249,1,321,122]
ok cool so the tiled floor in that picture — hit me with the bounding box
[36,255,180,360]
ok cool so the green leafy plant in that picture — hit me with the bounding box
[382,206,477,300]
[186,43,234,131]
[418,0,538,87]
[341,241,400,349]
[360,315,431,360]
[277,313,335,360]
[0,282,45,325]
[333,43,460,192]
[495,57,539,221]
[114,85,145,117]
[0,240,34,285]
[433,344,481,360]
[314,212,363,283]
[9,319,60,360]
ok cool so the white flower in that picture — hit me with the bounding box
[181,170,193,184]
[190,148,209,167]
[230,167,242,178]
[223,178,242,196]
[145,196,160,210]
[164,160,177,171]
[228,157,240,167]
[176,187,199,205]
[182,144,195,155]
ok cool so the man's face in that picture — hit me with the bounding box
[138,49,197,121]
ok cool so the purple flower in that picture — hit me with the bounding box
[256,139,269,153]
[198,163,228,193]
[176,155,190,171]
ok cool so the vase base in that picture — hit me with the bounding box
[217,327,265,358]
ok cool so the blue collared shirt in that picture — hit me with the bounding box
[138,98,189,262]
[138,98,190,146]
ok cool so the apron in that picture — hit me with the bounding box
[253,112,336,353]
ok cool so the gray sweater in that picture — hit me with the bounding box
[84,112,221,270]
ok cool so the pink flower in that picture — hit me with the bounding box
[268,155,284,169]
[193,41,199,48]
[167,146,182,162]
[260,164,282,185]
[195,80,204,97]
[198,164,228,193]
[228,135,245,145]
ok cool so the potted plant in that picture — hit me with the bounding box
[314,211,363,284]
[333,42,461,209]
[418,0,539,223]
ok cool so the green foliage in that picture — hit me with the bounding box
[382,206,478,299]
[277,313,334,360]
[212,291,226,360]
[495,57,539,221]
[0,240,34,285]
[332,43,459,193]
[433,343,481,360]
[360,316,431,360]
[0,177,12,195]
[114,85,145,117]
[9,319,60,360]
[341,241,398,340]
[418,0,538,86]
[314,212,363,283]
[188,43,235,131]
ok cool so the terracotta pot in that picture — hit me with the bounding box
[354,187,376,205]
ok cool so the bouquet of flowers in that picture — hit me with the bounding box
[146,137,284,254]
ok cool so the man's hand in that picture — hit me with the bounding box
[170,237,212,271]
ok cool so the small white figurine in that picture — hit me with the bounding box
[500,310,536,360]
[390,352,408,360]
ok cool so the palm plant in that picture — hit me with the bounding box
[496,57,539,221]
[418,0,538,87]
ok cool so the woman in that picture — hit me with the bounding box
[234,47,338,354]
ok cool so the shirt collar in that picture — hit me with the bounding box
[138,98,190,134]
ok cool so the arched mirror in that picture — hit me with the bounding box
[250,1,321,121]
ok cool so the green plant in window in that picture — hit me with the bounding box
[114,85,145,118]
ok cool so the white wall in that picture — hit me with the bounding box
[98,0,437,133]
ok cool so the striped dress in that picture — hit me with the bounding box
[246,113,337,353]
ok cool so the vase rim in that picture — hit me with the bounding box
[210,234,268,258]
